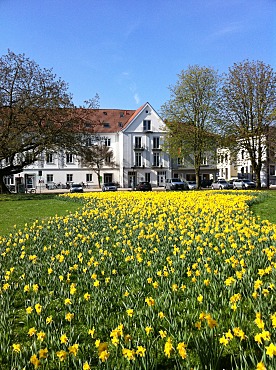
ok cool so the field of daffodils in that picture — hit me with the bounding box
[0,191,276,369]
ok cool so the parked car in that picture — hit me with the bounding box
[135,181,152,191]
[211,179,232,190]
[70,183,84,193]
[187,181,197,190]
[102,182,118,192]
[227,179,235,189]
[232,179,256,190]
[165,178,189,191]
[200,179,213,188]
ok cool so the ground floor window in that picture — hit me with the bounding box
[86,173,93,182]
[145,173,150,182]
[67,174,73,182]
[47,174,54,182]
[104,173,113,183]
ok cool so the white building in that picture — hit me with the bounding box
[217,142,276,186]
[10,102,172,191]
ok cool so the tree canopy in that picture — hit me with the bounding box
[161,65,220,188]
[0,50,79,193]
[220,60,276,188]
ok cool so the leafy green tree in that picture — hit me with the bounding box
[220,60,276,188]
[0,50,77,193]
[161,65,220,188]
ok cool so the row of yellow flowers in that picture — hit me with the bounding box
[0,191,276,369]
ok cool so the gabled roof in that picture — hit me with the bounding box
[122,102,161,131]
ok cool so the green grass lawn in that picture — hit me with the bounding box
[0,194,82,235]
[250,190,276,224]
[0,190,275,236]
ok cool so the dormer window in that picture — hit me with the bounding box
[103,122,110,128]
[143,120,151,131]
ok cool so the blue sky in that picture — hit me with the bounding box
[1,0,275,111]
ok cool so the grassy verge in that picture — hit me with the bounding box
[0,194,81,235]
[250,190,276,224]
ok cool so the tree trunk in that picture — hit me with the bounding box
[195,153,201,189]
[0,173,10,194]
[97,172,101,189]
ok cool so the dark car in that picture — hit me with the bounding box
[102,182,118,192]
[135,182,152,191]
[70,183,84,193]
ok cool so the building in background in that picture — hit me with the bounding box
[8,103,171,191]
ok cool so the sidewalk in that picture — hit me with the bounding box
[33,186,165,194]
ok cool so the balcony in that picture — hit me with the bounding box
[151,164,163,169]
[133,145,145,151]
[152,147,162,151]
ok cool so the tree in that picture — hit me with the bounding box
[161,65,220,188]
[0,50,78,193]
[220,60,276,188]
[80,143,115,188]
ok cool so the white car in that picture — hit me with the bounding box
[187,181,197,190]
[102,182,118,192]
[165,178,189,191]
[232,179,256,190]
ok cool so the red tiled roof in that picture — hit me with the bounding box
[74,108,137,133]
[124,103,146,128]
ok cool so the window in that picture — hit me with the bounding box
[25,152,35,163]
[145,173,150,182]
[153,152,160,167]
[86,137,93,146]
[46,153,53,163]
[118,122,123,127]
[105,138,111,147]
[153,137,160,149]
[202,157,208,165]
[47,174,53,182]
[177,157,182,165]
[67,174,73,182]
[105,155,112,163]
[135,152,142,167]
[66,153,74,164]
[103,122,110,128]
[134,137,142,149]
[143,120,151,131]
[86,173,93,182]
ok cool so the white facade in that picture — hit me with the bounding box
[10,102,171,191]
[217,142,276,186]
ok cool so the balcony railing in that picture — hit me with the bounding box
[133,145,145,151]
